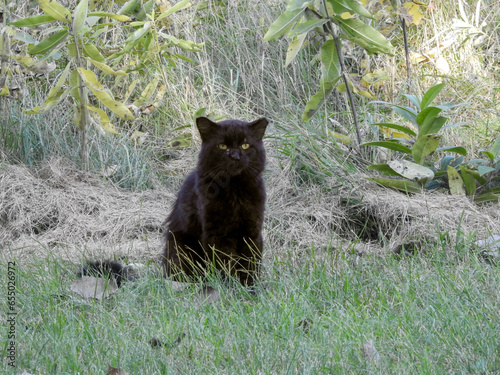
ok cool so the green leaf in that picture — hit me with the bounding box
[326,0,372,18]
[9,55,37,69]
[118,0,140,15]
[11,15,57,27]
[367,164,403,177]
[285,32,308,66]
[286,0,313,11]
[288,19,328,38]
[72,0,88,35]
[77,68,134,120]
[440,155,455,170]
[402,94,421,110]
[23,87,71,114]
[132,77,159,107]
[392,105,418,125]
[302,39,341,121]
[419,115,447,136]
[417,110,448,139]
[412,134,441,164]
[166,133,192,149]
[12,30,37,44]
[87,105,119,134]
[47,62,72,99]
[477,165,495,177]
[83,43,105,62]
[474,192,499,204]
[327,130,352,145]
[39,0,72,23]
[109,22,152,58]
[84,57,127,75]
[194,108,207,118]
[361,141,412,154]
[87,12,133,22]
[420,82,445,110]
[157,0,191,21]
[136,0,154,21]
[334,17,394,55]
[161,35,204,52]
[69,69,81,103]
[1,85,9,96]
[447,166,465,195]
[436,146,467,156]
[320,39,340,82]
[366,178,422,194]
[422,117,448,134]
[264,9,304,42]
[459,166,477,195]
[387,160,434,183]
[479,150,495,161]
[28,30,68,55]
[435,103,466,110]
[372,123,417,137]
[302,81,337,122]
[416,106,442,128]
[466,169,487,185]
[492,134,500,157]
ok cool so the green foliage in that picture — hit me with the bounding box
[264,0,394,124]
[7,0,201,167]
[363,83,500,203]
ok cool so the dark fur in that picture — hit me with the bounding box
[163,117,268,286]
[78,261,127,287]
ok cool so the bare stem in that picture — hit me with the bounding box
[73,31,90,170]
[401,16,411,89]
[321,0,362,147]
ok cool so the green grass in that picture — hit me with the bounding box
[2,243,499,374]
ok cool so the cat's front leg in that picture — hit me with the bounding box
[237,236,263,286]
[202,235,261,286]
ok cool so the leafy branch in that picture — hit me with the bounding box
[264,0,394,146]
[7,0,201,168]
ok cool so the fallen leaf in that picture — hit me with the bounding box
[434,56,450,74]
[70,276,118,300]
[401,2,424,26]
[362,339,381,363]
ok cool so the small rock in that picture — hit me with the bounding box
[70,276,118,300]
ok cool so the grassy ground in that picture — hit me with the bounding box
[1,0,500,374]
[2,240,500,374]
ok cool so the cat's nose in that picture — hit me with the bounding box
[228,149,240,160]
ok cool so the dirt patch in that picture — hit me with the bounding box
[1,158,498,266]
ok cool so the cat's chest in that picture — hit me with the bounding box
[199,178,264,216]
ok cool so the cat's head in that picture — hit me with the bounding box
[196,117,268,177]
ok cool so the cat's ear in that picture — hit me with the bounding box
[248,118,268,140]
[196,117,219,143]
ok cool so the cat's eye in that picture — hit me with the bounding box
[218,144,228,150]
[241,143,250,150]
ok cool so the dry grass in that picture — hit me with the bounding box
[2,155,498,270]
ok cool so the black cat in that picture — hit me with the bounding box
[163,116,268,286]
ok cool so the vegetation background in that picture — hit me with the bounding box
[0,0,499,373]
